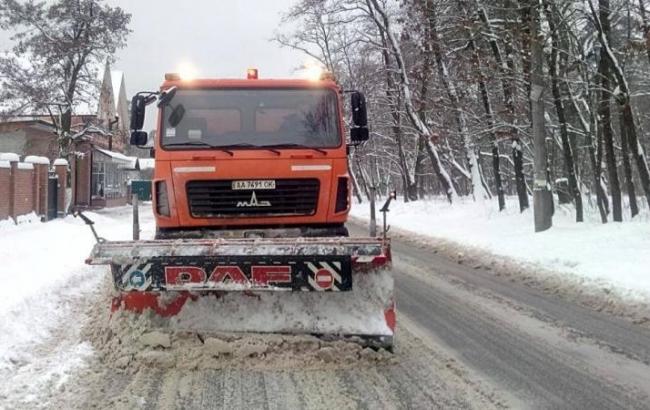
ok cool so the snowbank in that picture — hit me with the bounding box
[0,218,14,229]
[15,212,40,225]
[351,197,650,301]
[0,212,40,228]
[0,206,155,370]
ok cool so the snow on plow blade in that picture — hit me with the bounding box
[86,237,395,348]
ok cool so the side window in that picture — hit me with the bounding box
[92,161,105,197]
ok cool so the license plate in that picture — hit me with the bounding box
[232,180,276,190]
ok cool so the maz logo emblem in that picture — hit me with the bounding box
[237,191,271,208]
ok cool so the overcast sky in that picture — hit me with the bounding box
[106,0,305,129]
[107,0,303,92]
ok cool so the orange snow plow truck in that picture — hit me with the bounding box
[85,69,395,349]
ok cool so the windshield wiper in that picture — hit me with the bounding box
[215,143,280,156]
[261,143,327,155]
[163,142,275,156]
[164,141,217,148]
[164,141,237,156]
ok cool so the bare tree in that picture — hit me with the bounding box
[366,0,457,202]
[276,0,650,224]
[0,0,131,157]
[544,1,583,222]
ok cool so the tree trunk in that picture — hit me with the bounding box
[477,152,493,199]
[347,157,364,204]
[530,0,553,232]
[621,103,650,208]
[396,124,416,202]
[596,112,611,218]
[356,158,371,201]
[415,37,434,200]
[589,145,610,223]
[595,0,623,221]
[414,135,428,199]
[493,144,505,209]
[619,108,639,217]
[598,62,622,222]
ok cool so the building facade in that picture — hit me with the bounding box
[0,63,147,210]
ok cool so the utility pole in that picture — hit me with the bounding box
[530,0,553,232]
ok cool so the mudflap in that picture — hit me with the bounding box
[89,237,395,349]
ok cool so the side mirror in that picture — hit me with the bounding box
[350,127,369,143]
[350,91,369,143]
[130,95,147,131]
[168,104,186,127]
[351,92,368,127]
[130,130,148,146]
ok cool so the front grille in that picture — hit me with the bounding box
[187,179,320,218]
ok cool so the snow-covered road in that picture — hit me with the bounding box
[0,207,500,409]
[2,204,650,409]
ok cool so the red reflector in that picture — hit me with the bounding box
[247,68,259,79]
[111,292,196,317]
[384,301,396,332]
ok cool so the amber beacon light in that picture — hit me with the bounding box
[247,68,259,80]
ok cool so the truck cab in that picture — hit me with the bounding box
[129,71,369,239]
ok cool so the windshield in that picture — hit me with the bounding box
[160,88,341,150]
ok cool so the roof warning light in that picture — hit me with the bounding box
[247,68,259,80]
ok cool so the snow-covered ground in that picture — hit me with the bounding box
[351,196,650,302]
[0,205,154,404]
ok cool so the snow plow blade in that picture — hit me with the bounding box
[86,237,395,349]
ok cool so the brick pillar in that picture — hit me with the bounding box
[39,163,49,217]
[70,154,77,207]
[0,163,11,220]
[54,159,69,216]
[25,156,50,217]
[3,155,19,220]
[31,165,40,214]
[12,164,34,220]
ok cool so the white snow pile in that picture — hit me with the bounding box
[351,196,650,301]
[0,206,153,372]
[86,303,393,374]
[167,268,393,337]
[0,212,40,228]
